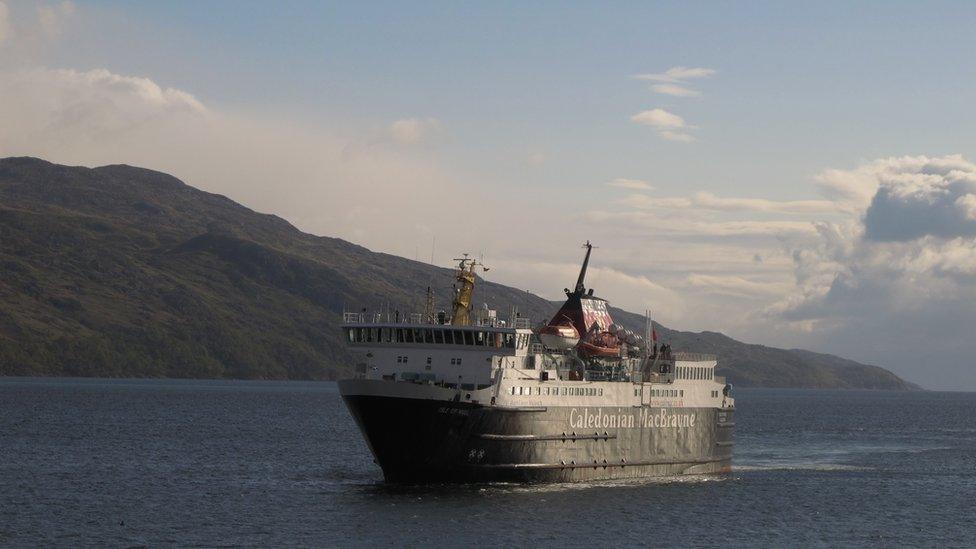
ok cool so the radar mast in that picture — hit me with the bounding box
[450,254,488,326]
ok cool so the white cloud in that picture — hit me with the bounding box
[957,194,976,221]
[631,108,686,129]
[633,66,715,83]
[388,117,440,144]
[685,274,790,299]
[631,108,695,142]
[770,155,976,389]
[620,191,841,215]
[584,210,820,238]
[0,67,206,145]
[814,154,976,211]
[650,83,701,97]
[606,178,653,190]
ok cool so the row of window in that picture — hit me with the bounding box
[511,386,605,397]
[510,385,693,399]
[633,388,684,398]
[347,327,529,349]
[396,356,463,367]
[677,365,713,381]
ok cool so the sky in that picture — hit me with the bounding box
[1,1,975,389]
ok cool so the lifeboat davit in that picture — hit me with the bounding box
[539,323,580,350]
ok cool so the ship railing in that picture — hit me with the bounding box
[512,317,532,329]
[473,316,503,327]
[529,343,544,355]
[343,312,365,324]
[672,352,717,362]
[343,312,423,324]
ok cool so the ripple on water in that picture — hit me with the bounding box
[3,381,975,547]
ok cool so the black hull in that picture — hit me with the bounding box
[342,391,734,484]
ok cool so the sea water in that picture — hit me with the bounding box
[1,379,974,547]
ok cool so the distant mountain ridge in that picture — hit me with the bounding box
[0,157,914,389]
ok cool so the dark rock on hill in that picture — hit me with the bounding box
[0,157,914,388]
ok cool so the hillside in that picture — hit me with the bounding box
[0,157,914,388]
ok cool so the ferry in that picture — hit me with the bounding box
[338,242,734,483]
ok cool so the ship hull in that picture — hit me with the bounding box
[339,380,733,483]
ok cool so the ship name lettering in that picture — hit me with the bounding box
[569,408,696,429]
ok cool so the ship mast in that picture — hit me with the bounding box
[450,254,487,326]
[571,240,594,296]
[422,286,435,324]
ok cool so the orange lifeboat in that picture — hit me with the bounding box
[577,331,621,358]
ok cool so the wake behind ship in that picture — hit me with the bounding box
[338,243,734,483]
